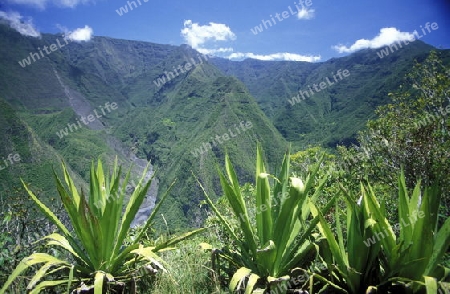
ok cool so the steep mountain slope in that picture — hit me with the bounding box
[210,58,320,117]
[0,24,287,229]
[1,23,446,229]
[0,25,162,224]
[211,41,443,148]
[0,97,87,206]
[114,66,287,228]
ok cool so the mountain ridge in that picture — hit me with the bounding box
[0,24,288,228]
[0,23,448,228]
[211,40,441,148]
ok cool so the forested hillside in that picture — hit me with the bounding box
[0,2,449,292]
[212,41,442,148]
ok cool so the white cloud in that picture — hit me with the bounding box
[65,25,93,42]
[228,52,321,62]
[0,11,40,37]
[181,20,236,49]
[58,24,93,41]
[333,27,415,53]
[297,7,315,20]
[179,20,320,62]
[6,0,92,9]
[196,47,234,55]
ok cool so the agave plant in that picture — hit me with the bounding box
[310,184,382,294]
[312,171,450,294]
[362,171,450,293]
[0,158,204,294]
[197,144,336,293]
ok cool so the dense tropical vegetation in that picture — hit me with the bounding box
[0,24,449,293]
[197,144,336,293]
[1,159,204,293]
[2,22,449,231]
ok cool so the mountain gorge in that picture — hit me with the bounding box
[0,23,447,229]
[212,40,438,147]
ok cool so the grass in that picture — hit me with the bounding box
[143,234,227,294]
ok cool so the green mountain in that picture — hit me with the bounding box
[211,41,440,148]
[0,97,59,197]
[0,24,286,229]
[0,23,446,229]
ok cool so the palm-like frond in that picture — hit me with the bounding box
[0,158,203,294]
[199,144,335,293]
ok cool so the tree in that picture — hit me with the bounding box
[338,51,450,214]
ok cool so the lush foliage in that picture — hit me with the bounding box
[198,144,336,293]
[366,172,450,291]
[0,186,62,292]
[0,24,449,294]
[338,51,450,214]
[212,41,439,148]
[0,159,203,294]
[311,171,450,293]
[310,184,381,294]
[143,234,226,294]
[2,23,448,229]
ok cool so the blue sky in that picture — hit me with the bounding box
[0,0,449,61]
